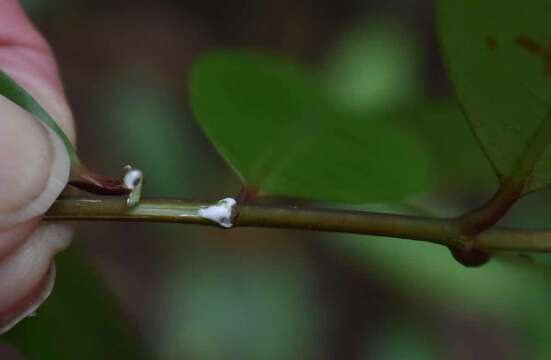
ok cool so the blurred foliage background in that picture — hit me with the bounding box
[2,0,551,359]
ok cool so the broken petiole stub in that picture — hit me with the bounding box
[68,165,143,208]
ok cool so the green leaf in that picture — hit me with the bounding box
[382,101,495,191]
[437,0,551,193]
[189,51,430,203]
[322,22,493,192]
[4,250,150,360]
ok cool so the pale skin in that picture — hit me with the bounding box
[0,0,74,333]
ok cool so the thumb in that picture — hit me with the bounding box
[0,95,70,228]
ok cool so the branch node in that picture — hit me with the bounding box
[456,234,475,252]
[450,247,491,267]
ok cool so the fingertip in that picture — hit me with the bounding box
[0,263,55,335]
[0,223,72,334]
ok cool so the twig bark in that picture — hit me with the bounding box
[44,197,551,253]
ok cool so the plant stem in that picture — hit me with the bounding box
[45,197,551,253]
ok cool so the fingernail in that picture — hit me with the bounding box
[0,95,70,229]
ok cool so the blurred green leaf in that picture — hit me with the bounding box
[336,232,548,316]
[324,21,421,113]
[366,321,442,360]
[332,203,551,358]
[437,0,551,193]
[323,22,493,191]
[5,250,149,360]
[190,50,430,203]
[159,248,323,359]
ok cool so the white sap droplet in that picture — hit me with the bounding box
[124,169,143,189]
[198,198,237,228]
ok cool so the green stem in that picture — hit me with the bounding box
[44,197,551,253]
